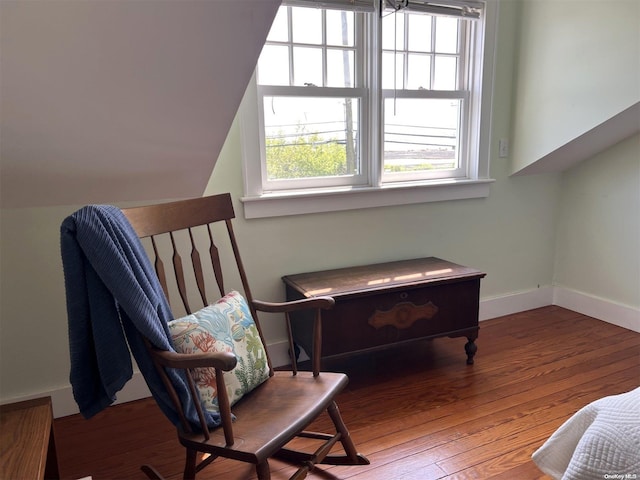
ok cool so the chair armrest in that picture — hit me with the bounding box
[144,345,236,441]
[253,296,335,376]
[252,296,335,313]
[150,349,238,371]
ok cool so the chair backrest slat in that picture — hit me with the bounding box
[189,228,209,307]
[224,218,272,373]
[170,231,191,315]
[207,225,225,298]
[150,237,169,301]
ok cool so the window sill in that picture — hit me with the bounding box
[240,178,495,219]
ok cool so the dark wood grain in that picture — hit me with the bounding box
[282,257,484,299]
[55,306,640,479]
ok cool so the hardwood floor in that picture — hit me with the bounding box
[54,306,640,479]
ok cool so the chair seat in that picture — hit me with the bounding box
[178,371,349,464]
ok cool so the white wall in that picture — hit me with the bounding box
[0,206,80,398]
[510,0,640,174]
[554,134,640,327]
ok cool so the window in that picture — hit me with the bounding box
[241,0,497,218]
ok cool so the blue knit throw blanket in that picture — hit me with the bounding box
[60,205,221,430]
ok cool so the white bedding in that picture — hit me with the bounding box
[532,387,640,480]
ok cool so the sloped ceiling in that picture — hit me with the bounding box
[512,102,640,176]
[0,0,280,208]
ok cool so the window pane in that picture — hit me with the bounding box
[326,10,354,47]
[383,98,460,173]
[382,51,404,90]
[382,12,405,50]
[327,49,354,87]
[293,47,323,86]
[408,14,432,52]
[291,7,322,45]
[266,7,289,42]
[433,56,457,90]
[264,96,360,180]
[258,45,290,86]
[407,54,430,90]
[435,17,459,54]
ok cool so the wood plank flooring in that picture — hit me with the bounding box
[54,306,640,479]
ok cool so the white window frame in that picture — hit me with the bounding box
[240,0,498,219]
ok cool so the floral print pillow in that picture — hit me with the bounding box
[167,291,270,414]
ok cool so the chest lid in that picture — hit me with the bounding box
[282,257,485,299]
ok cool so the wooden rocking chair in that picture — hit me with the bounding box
[120,193,369,479]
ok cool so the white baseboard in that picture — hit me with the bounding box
[479,286,554,321]
[1,371,153,419]
[553,286,640,333]
[19,285,637,419]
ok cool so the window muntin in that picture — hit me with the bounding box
[382,11,462,91]
[259,6,358,89]
[248,0,487,198]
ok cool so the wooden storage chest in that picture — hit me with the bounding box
[282,257,485,364]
